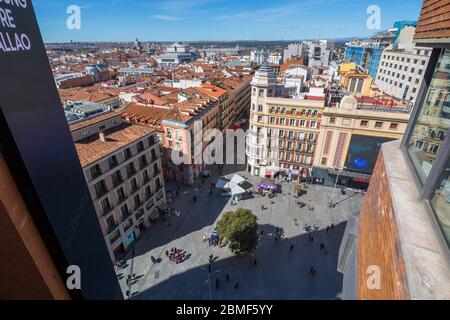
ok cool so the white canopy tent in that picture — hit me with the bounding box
[216,174,249,197]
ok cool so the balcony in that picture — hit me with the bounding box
[107,224,120,236]
[117,195,127,206]
[145,192,153,201]
[130,184,139,194]
[121,209,132,221]
[139,160,148,170]
[109,160,119,170]
[91,170,103,180]
[103,205,113,216]
[127,167,137,179]
[112,177,123,188]
[96,188,108,199]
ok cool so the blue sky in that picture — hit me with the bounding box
[32,0,423,42]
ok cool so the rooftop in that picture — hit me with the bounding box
[75,122,155,167]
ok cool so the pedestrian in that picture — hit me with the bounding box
[320,243,325,251]
[290,244,294,253]
[253,259,257,266]
[260,229,264,236]
[215,278,219,289]
[176,190,179,197]
[331,223,335,230]
[310,236,314,243]
[226,274,230,282]
[326,225,330,233]
[234,282,239,290]
[208,263,211,273]
[126,290,131,298]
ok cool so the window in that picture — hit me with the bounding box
[117,187,126,203]
[108,155,119,169]
[406,49,450,184]
[130,178,138,192]
[259,89,264,97]
[375,122,383,128]
[94,180,108,198]
[120,204,130,219]
[430,156,450,245]
[90,164,102,179]
[290,119,295,126]
[112,170,123,187]
[100,197,112,214]
[137,141,145,153]
[330,117,336,124]
[258,105,263,112]
[124,148,132,160]
[390,123,399,130]
[360,120,368,127]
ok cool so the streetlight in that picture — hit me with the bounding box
[329,166,346,208]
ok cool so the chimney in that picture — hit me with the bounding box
[99,130,107,143]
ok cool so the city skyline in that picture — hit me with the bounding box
[34,0,422,42]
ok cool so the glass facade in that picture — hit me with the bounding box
[407,49,450,184]
[431,155,450,245]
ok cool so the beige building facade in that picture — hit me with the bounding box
[72,112,167,262]
[246,65,325,178]
[313,96,410,185]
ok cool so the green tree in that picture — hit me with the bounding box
[217,208,258,254]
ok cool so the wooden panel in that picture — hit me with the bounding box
[357,152,409,300]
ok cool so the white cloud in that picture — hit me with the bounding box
[151,15,183,21]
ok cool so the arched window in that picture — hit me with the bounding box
[307,110,312,116]
[291,108,297,115]
[253,88,257,96]
[313,110,318,116]
[281,108,287,113]
[276,107,281,113]
[271,107,276,113]
[302,109,306,115]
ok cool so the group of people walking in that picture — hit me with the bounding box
[166,247,191,264]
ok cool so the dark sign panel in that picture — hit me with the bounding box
[0,1,121,299]
[345,135,396,174]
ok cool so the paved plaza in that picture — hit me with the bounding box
[116,164,365,300]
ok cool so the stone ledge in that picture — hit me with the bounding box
[381,140,450,300]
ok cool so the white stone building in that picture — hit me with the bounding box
[375,26,431,104]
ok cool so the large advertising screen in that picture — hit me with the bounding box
[345,135,396,174]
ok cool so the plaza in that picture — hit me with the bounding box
[116,164,365,300]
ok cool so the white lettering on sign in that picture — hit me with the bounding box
[0,0,32,53]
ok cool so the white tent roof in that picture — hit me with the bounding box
[228,184,246,196]
[215,178,229,189]
[229,174,245,185]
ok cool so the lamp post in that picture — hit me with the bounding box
[329,166,346,208]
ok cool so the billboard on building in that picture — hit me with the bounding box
[345,135,396,174]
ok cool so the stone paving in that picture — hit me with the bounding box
[116,164,365,300]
